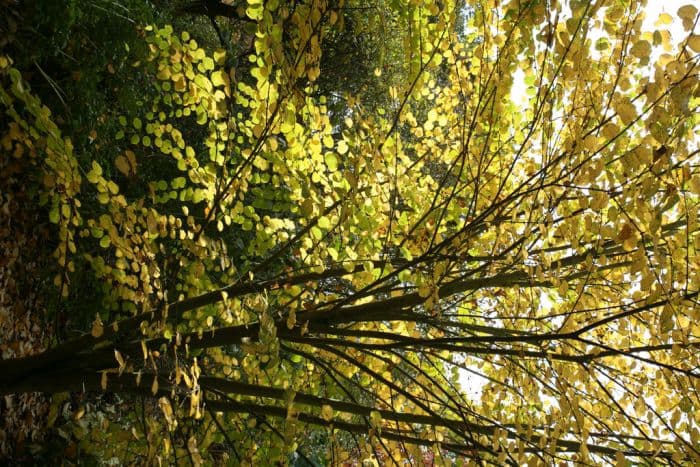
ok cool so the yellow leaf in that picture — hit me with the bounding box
[91,160,102,177]
[583,135,599,152]
[115,155,130,176]
[91,314,104,337]
[688,35,700,53]
[622,237,636,252]
[246,4,263,20]
[615,100,637,126]
[659,305,674,333]
[114,350,125,368]
[689,175,700,194]
[107,180,119,195]
[193,74,212,93]
[618,223,634,242]
[321,404,333,421]
[389,86,398,100]
[125,150,137,173]
[630,40,651,59]
[655,13,673,26]
[159,397,176,430]
[213,48,226,65]
[418,284,432,298]
[211,70,227,88]
[590,192,609,210]
[325,153,338,171]
[147,210,158,235]
[677,5,698,21]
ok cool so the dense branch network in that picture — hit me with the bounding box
[1,0,699,464]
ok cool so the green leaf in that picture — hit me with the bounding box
[172,177,186,189]
[49,206,60,224]
[318,216,331,230]
[325,153,338,172]
[193,74,212,93]
[211,70,226,88]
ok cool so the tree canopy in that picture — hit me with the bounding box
[1,0,700,464]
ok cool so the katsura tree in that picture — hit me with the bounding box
[1,0,700,464]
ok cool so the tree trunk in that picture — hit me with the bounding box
[0,344,115,396]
